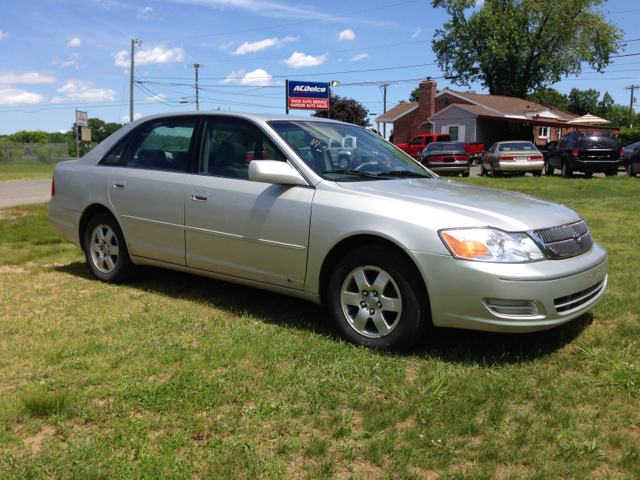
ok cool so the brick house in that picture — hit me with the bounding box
[375,80,620,148]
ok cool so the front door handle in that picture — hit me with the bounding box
[113,180,125,189]
[190,190,209,202]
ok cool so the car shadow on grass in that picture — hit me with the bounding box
[57,262,593,366]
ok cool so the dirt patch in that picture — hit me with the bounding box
[405,364,420,383]
[23,426,55,454]
[0,265,28,274]
[0,210,31,220]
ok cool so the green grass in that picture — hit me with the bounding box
[0,165,56,182]
[0,176,639,479]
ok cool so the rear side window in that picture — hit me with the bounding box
[436,135,452,142]
[127,119,196,172]
[101,138,130,166]
[577,134,621,149]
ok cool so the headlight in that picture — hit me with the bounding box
[440,228,545,263]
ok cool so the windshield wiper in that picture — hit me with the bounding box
[323,169,378,178]
[375,170,431,178]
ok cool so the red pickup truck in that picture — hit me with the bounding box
[396,134,484,162]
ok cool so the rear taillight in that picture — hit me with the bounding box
[51,177,55,197]
[530,155,543,160]
[499,156,515,161]
[572,149,579,158]
[620,148,623,158]
[454,156,468,161]
[430,156,443,162]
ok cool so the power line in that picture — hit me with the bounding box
[144,0,423,42]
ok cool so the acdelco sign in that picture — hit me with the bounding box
[287,80,330,110]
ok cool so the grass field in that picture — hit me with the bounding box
[0,176,639,479]
[0,165,56,182]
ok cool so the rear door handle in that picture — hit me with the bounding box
[190,190,209,202]
[113,180,125,189]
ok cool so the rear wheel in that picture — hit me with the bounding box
[627,163,636,178]
[584,172,593,179]
[544,161,554,176]
[561,161,572,178]
[327,245,430,350]
[491,163,501,178]
[461,170,470,178]
[83,212,134,283]
[532,170,542,177]
[605,168,618,177]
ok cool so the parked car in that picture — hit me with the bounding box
[395,133,452,159]
[419,142,470,177]
[547,131,623,178]
[622,141,640,161]
[328,135,357,168]
[48,112,608,350]
[625,145,640,178]
[539,140,558,165]
[480,141,544,177]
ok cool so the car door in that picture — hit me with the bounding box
[407,136,424,158]
[108,117,199,265]
[483,143,496,168]
[184,117,314,290]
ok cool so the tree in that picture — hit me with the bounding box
[525,87,569,111]
[596,92,615,118]
[409,88,419,103]
[312,94,371,127]
[431,0,624,98]
[86,118,124,144]
[9,130,49,143]
[568,88,599,115]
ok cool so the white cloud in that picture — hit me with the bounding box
[220,68,274,86]
[58,129,69,134]
[350,53,369,61]
[0,72,57,84]
[135,46,186,64]
[67,37,81,47]
[145,93,167,102]
[114,51,129,67]
[0,87,47,106]
[121,113,142,123]
[51,80,116,103]
[339,29,355,41]
[60,53,80,68]
[476,0,485,5]
[412,27,421,38]
[137,6,153,18]
[0,30,8,40]
[231,36,298,55]
[281,52,327,68]
[218,41,233,51]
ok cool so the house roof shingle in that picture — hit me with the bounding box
[375,102,418,122]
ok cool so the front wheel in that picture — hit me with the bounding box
[561,161,572,178]
[338,156,350,169]
[327,246,430,350]
[544,161,554,176]
[83,212,134,283]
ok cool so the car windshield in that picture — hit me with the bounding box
[268,120,433,180]
[426,143,465,153]
[498,142,538,152]
[577,135,620,149]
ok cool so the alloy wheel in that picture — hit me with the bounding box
[89,224,120,273]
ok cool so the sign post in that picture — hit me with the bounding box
[75,110,88,159]
[287,81,330,113]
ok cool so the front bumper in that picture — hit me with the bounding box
[408,243,608,332]
[495,160,544,172]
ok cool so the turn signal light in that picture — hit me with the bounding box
[442,233,489,259]
[51,178,55,197]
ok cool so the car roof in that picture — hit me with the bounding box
[128,111,345,125]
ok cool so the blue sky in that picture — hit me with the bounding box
[0,0,638,135]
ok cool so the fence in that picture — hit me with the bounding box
[0,142,71,165]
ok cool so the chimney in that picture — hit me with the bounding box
[419,78,437,118]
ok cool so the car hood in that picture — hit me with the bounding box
[338,177,581,231]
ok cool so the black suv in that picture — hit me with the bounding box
[547,131,622,178]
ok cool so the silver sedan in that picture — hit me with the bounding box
[48,113,608,349]
[481,141,544,177]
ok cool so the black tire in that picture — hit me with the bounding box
[561,161,572,178]
[544,161,554,176]
[532,170,542,177]
[327,245,430,350]
[605,168,618,177]
[584,172,593,179]
[83,212,134,283]
[461,170,470,178]
[491,163,501,178]
[627,163,636,178]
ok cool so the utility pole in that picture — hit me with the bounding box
[188,63,203,110]
[130,39,142,123]
[379,83,390,139]
[625,85,639,128]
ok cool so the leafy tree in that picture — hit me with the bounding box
[618,127,640,146]
[596,92,615,118]
[431,0,624,98]
[525,87,569,111]
[86,118,124,144]
[409,88,419,103]
[9,130,49,143]
[568,88,599,116]
[312,94,371,127]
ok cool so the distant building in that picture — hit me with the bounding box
[375,80,619,147]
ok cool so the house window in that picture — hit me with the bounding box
[539,126,549,139]
[448,126,459,141]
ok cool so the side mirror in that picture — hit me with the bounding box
[248,160,308,186]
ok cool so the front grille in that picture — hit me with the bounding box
[554,278,607,313]
[533,220,592,258]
